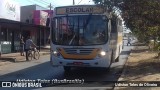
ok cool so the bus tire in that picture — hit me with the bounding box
[111,51,114,63]
[63,66,71,72]
[104,52,113,72]
[104,67,110,72]
[104,62,111,72]
[115,46,120,62]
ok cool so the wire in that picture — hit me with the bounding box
[13,0,54,10]
[42,0,51,4]
[36,0,50,5]
[25,0,44,5]
[30,0,54,9]
[78,0,83,5]
[26,0,50,8]
[33,0,49,6]
[14,0,54,8]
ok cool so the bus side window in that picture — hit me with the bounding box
[111,19,117,33]
[118,19,123,32]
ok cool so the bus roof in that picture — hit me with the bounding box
[55,5,105,15]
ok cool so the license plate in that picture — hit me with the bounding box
[73,62,83,65]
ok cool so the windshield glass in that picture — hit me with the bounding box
[52,15,108,46]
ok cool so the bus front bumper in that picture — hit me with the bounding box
[50,55,111,68]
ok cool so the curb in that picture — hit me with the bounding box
[0,58,16,62]
[118,48,134,80]
[113,48,135,90]
[0,52,50,63]
[40,53,50,55]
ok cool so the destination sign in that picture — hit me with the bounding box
[56,5,104,15]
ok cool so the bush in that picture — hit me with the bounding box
[148,40,160,51]
[153,42,160,51]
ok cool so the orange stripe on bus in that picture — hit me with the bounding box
[58,48,99,60]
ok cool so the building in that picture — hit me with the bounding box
[0,0,21,53]
[0,0,52,54]
[21,4,48,23]
[0,19,49,53]
[20,5,53,46]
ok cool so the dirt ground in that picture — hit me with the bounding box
[115,43,160,90]
[0,49,50,66]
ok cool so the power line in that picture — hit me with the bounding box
[14,0,54,8]
[26,0,51,9]
[33,0,49,6]
[24,0,45,6]
[29,0,55,9]
[77,0,82,5]
[36,0,50,5]
[36,0,55,8]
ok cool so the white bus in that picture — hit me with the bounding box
[50,5,123,72]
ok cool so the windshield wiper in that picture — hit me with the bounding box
[69,34,76,45]
[84,14,92,29]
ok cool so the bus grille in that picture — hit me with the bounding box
[63,48,94,55]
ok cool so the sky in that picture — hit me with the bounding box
[13,0,95,9]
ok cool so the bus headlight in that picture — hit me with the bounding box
[100,51,106,56]
[52,50,61,57]
[98,51,106,57]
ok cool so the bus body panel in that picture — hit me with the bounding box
[50,5,123,69]
[50,53,111,68]
[50,43,112,68]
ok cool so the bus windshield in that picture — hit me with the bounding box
[52,15,108,46]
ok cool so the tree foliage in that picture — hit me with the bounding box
[93,0,160,44]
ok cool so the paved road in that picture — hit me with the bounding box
[0,39,135,90]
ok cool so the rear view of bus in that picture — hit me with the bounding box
[50,5,123,72]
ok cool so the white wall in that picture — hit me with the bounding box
[0,0,20,21]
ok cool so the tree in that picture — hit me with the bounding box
[93,0,160,45]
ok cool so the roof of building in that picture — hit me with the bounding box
[0,18,49,28]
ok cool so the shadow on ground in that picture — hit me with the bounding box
[0,61,124,88]
[131,42,146,46]
[120,51,131,55]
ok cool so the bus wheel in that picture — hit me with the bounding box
[115,47,120,62]
[111,51,114,63]
[104,55,113,72]
[63,66,71,72]
[104,67,110,72]
[104,64,111,72]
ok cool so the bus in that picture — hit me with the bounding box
[50,5,123,72]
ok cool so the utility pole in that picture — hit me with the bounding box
[48,3,53,50]
[48,3,53,31]
[73,0,75,5]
